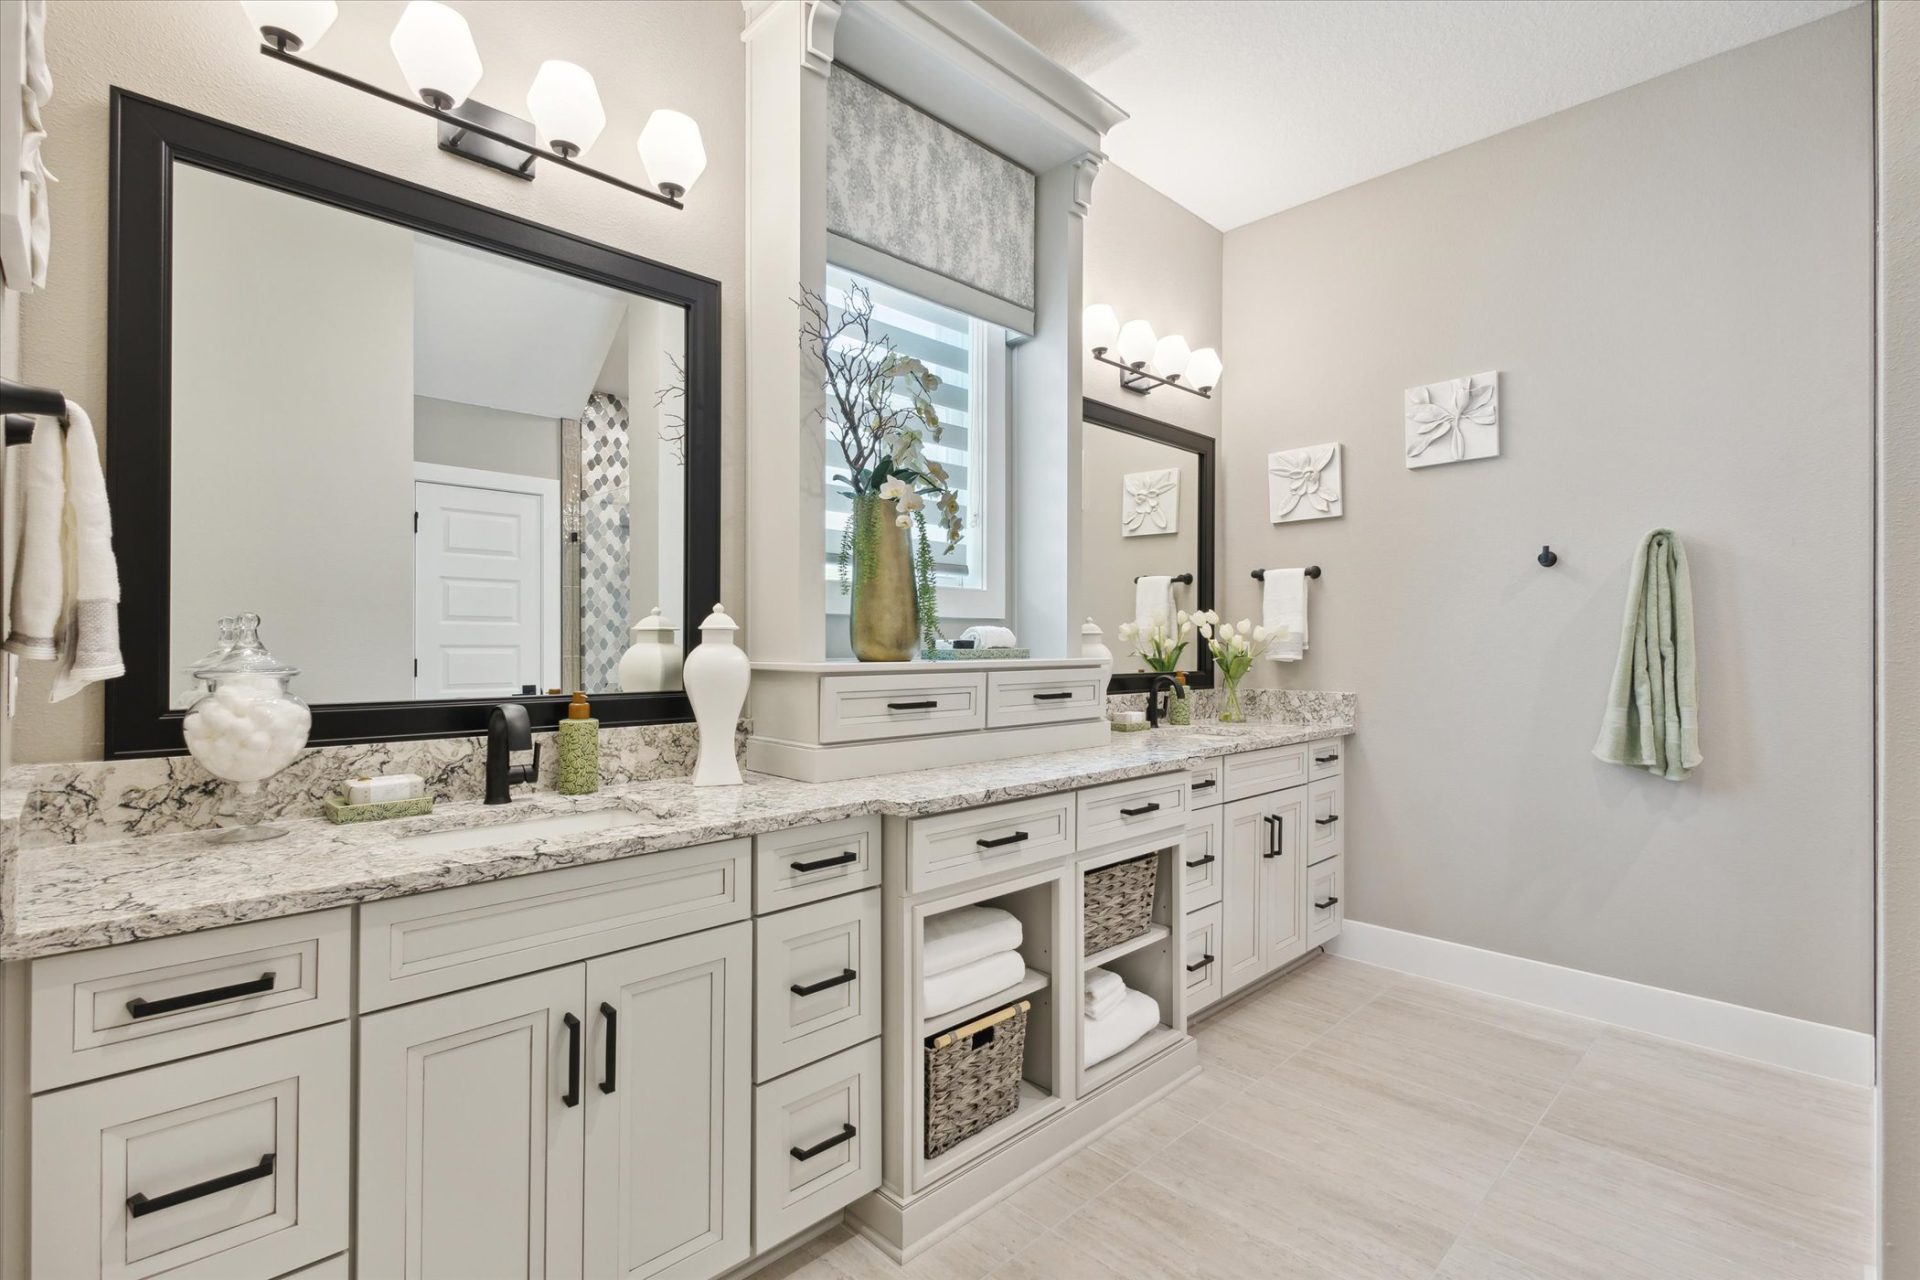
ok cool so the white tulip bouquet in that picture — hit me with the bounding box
[1191,610,1276,722]
[1116,610,1192,675]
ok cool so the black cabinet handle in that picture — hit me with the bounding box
[127,1153,275,1218]
[887,700,938,711]
[562,1012,582,1108]
[1184,853,1216,869]
[1119,802,1161,817]
[976,830,1029,849]
[1315,815,1340,827]
[790,968,857,997]
[1191,778,1216,790]
[790,1123,858,1162]
[599,1002,618,1095]
[1185,954,1215,973]
[126,971,276,1019]
[1316,897,1341,910]
[1264,814,1285,858]
[791,850,859,873]
[1316,754,1339,764]
[1032,691,1075,701]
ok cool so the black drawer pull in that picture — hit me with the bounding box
[1185,953,1215,973]
[791,850,859,873]
[562,1012,582,1108]
[976,830,1029,849]
[1315,815,1340,827]
[127,971,276,1019]
[1184,853,1216,869]
[1032,690,1076,701]
[1316,897,1341,910]
[791,968,857,997]
[791,1123,857,1162]
[1119,802,1161,817]
[599,1002,618,1095]
[1191,778,1216,790]
[887,700,939,711]
[127,1153,275,1218]
[1316,754,1339,764]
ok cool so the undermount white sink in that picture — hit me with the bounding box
[396,808,640,856]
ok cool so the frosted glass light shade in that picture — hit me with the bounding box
[242,0,337,51]
[1115,319,1157,368]
[1152,334,1192,379]
[1186,347,1224,391]
[526,60,605,157]
[1084,304,1119,353]
[636,110,707,199]
[389,1,483,109]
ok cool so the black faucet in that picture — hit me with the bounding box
[485,704,540,805]
[1145,674,1179,728]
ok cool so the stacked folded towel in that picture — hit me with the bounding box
[1083,967,1125,1021]
[1085,988,1161,1068]
[923,905,1025,1020]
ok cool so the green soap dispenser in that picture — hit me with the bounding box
[555,691,600,795]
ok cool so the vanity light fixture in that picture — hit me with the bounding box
[240,0,703,209]
[1084,303,1223,398]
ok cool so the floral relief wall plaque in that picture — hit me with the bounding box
[1122,468,1180,536]
[1406,371,1500,468]
[1268,444,1343,523]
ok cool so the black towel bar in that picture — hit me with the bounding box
[1,378,71,446]
[1133,572,1194,585]
[1251,566,1321,580]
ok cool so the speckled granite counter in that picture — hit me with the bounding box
[2,711,1352,960]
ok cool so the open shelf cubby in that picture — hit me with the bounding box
[1077,840,1183,1093]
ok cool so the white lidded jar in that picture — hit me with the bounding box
[617,606,682,693]
[181,613,311,841]
[683,603,747,786]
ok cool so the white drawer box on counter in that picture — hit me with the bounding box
[901,792,1076,894]
[1076,772,1189,851]
[984,667,1105,729]
[821,671,986,743]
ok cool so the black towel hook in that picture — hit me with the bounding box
[1538,545,1558,567]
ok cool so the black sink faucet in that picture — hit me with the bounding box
[485,704,540,805]
[1145,674,1179,728]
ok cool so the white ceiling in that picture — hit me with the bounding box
[977,0,1859,230]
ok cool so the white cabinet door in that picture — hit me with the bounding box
[1262,789,1308,973]
[414,477,552,699]
[358,966,585,1280]
[1220,797,1271,995]
[584,922,752,1280]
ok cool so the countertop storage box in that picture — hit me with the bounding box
[923,1000,1032,1159]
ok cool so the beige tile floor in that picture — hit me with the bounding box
[758,955,1874,1280]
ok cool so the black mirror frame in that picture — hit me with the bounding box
[105,90,722,758]
[1083,398,1216,695]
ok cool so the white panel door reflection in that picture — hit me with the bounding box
[414,477,554,698]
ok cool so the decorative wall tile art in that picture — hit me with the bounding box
[1268,444,1343,523]
[1122,468,1179,536]
[1406,371,1499,468]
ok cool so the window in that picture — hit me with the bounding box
[822,264,1010,620]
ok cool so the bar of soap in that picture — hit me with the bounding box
[1110,710,1146,725]
[346,773,425,805]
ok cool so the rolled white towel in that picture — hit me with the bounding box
[1084,989,1161,1068]
[923,950,1026,1020]
[924,905,1022,978]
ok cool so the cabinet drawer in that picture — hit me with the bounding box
[33,1023,348,1280]
[276,1256,347,1279]
[753,1039,882,1253]
[1184,903,1224,1015]
[984,668,1105,729]
[1307,857,1346,948]
[1309,738,1346,780]
[358,838,750,1010]
[1182,813,1223,912]
[1224,743,1311,802]
[1307,775,1345,866]
[820,672,986,743]
[756,815,882,913]
[906,794,1075,894]
[32,909,350,1091]
[1077,772,1189,852]
[1186,757,1223,809]
[755,888,882,1082]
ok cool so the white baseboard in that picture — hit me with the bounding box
[1329,920,1874,1086]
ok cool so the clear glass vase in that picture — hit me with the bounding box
[1219,675,1246,723]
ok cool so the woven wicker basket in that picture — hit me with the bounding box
[1082,853,1158,955]
[924,1000,1031,1158]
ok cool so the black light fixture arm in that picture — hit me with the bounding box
[1091,347,1214,399]
[257,41,685,209]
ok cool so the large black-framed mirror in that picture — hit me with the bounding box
[105,90,721,758]
[1081,398,1215,694]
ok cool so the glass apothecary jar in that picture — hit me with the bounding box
[181,614,311,842]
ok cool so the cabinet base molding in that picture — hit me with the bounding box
[1187,945,1330,1028]
[846,1039,1199,1262]
[721,1213,849,1280]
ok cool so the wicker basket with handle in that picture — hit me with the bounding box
[924,999,1031,1158]
[1082,853,1158,955]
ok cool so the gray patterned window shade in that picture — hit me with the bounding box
[827,69,1036,334]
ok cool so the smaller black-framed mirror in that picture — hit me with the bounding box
[105,90,721,758]
[1081,398,1215,694]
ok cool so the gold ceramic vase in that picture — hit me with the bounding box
[849,494,920,661]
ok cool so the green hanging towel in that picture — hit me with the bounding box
[1592,529,1701,781]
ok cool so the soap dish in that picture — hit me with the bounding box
[324,794,435,824]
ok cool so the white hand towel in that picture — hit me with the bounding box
[923,905,1023,978]
[1134,574,1175,634]
[5,417,63,659]
[1085,984,1125,1021]
[1261,568,1308,662]
[1083,988,1161,1068]
[50,400,122,700]
[923,950,1026,1020]
[1083,966,1123,1007]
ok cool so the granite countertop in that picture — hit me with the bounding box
[2,717,1351,960]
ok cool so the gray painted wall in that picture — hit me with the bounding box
[1217,8,1874,1030]
[414,398,561,482]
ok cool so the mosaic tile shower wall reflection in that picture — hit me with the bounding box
[579,392,631,691]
